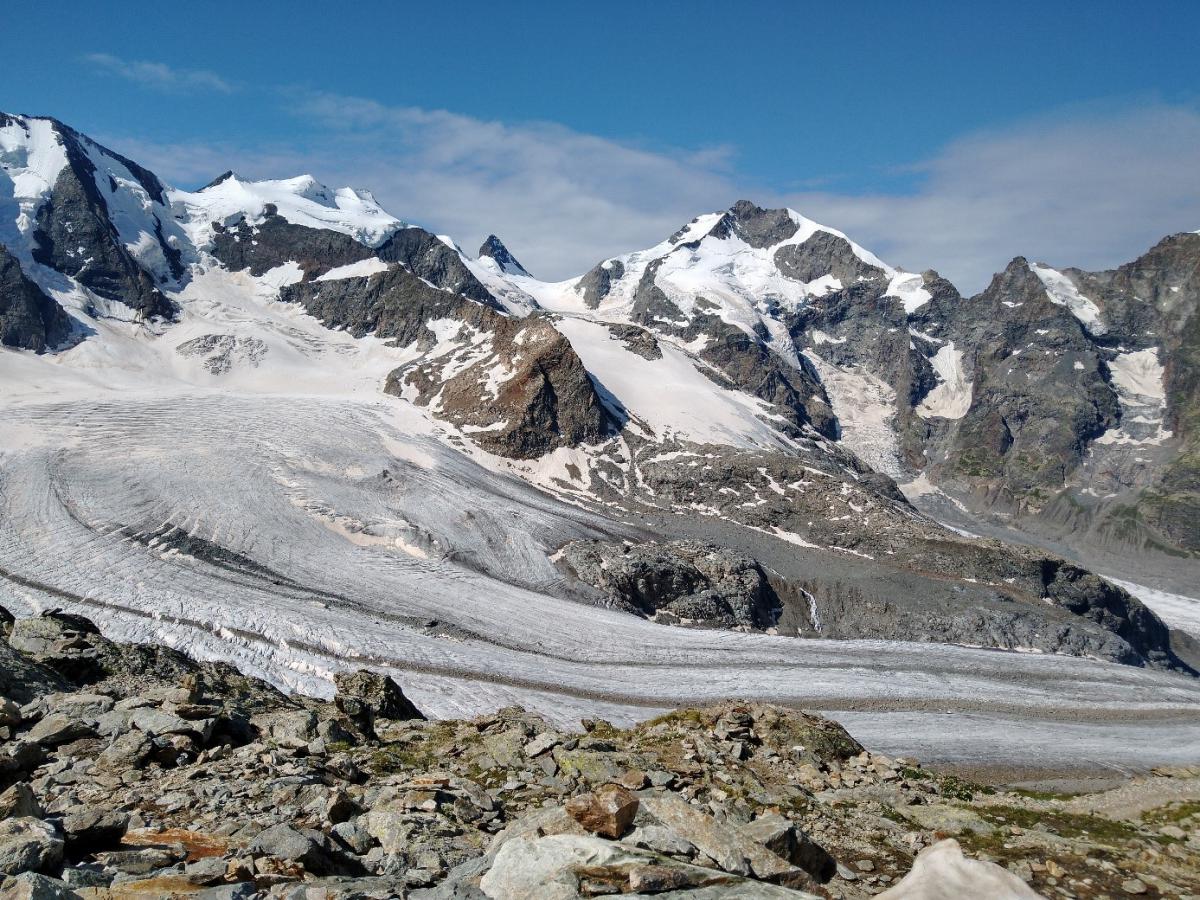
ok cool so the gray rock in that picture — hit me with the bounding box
[249,823,352,876]
[479,833,817,899]
[0,246,71,354]
[0,872,81,899]
[0,818,63,877]
[0,786,41,822]
[639,793,807,884]
[334,670,424,736]
[24,715,94,748]
[739,813,835,883]
[60,807,128,852]
[898,804,996,836]
[251,709,317,749]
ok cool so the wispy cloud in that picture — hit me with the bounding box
[83,53,236,94]
[87,69,1200,288]
[785,104,1200,292]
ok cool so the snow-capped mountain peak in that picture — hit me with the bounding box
[170,172,407,250]
[477,234,531,278]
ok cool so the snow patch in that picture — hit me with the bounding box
[171,174,405,249]
[804,350,904,478]
[315,258,392,282]
[886,271,932,314]
[1031,264,1106,335]
[917,344,973,420]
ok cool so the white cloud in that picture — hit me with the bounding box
[784,104,1200,293]
[84,53,235,94]
[89,80,1200,289]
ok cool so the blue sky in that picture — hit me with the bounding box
[7,1,1200,288]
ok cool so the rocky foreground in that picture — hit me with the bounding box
[0,609,1197,899]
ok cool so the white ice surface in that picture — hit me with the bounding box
[554,317,790,449]
[1109,578,1200,640]
[315,258,394,282]
[1095,347,1172,447]
[1031,264,1106,335]
[917,344,973,420]
[804,350,904,478]
[886,271,932,314]
[170,174,405,250]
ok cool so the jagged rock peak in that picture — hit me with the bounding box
[478,234,531,277]
[201,170,238,190]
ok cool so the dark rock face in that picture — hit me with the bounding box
[0,246,70,352]
[576,259,624,308]
[280,264,469,345]
[376,228,495,304]
[627,260,838,439]
[478,234,530,277]
[25,120,176,319]
[774,230,886,287]
[392,312,616,459]
[622,442,1190,671]
[208,210,375,278]
[558,540,780,629]
[709,200,799,249]
[928,258,1120,497]
[607,323,661,360]
[1063,233,1200,552]
[334,669,424,737]
[282,267,613,458]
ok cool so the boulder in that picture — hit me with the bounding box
[248,823,357,876]
[0,872,81,899]
[739,813,835,882]
[334,670,424,737]
[899,804,996,837]
[564,784,639,839]
[0,818,63,877]
[250,709,317,749]
[875,838,1041,899]
[59,807,128,853]
[0,787,40,822]
[95,729,153,771]
[478,834,819,899]
[639,793,809,885]
[24,716,94,748]
[7,614,106,684]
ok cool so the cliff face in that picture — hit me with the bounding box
[0,245,70,352]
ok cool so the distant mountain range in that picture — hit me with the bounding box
[2,111,1198,698]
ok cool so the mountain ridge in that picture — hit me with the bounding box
[1,110,1198,695]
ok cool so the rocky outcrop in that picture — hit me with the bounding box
[576,259,624,308]
[208,210,375,278]
[376,227,495,303]
[0,246,70,353]
[558,539,780,629]
[774,230,887,286]
[621,440,1190,671]
[478,234,531,277]
[23,119,177,319]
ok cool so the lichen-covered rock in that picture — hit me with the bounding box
[0,818,62,877]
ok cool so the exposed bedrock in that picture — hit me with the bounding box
[0,246,71,353]
[557,539,781,630]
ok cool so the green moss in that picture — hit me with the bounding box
[939,775,994,802]
[1142,800,1200,826]
[973,805,1141,844]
